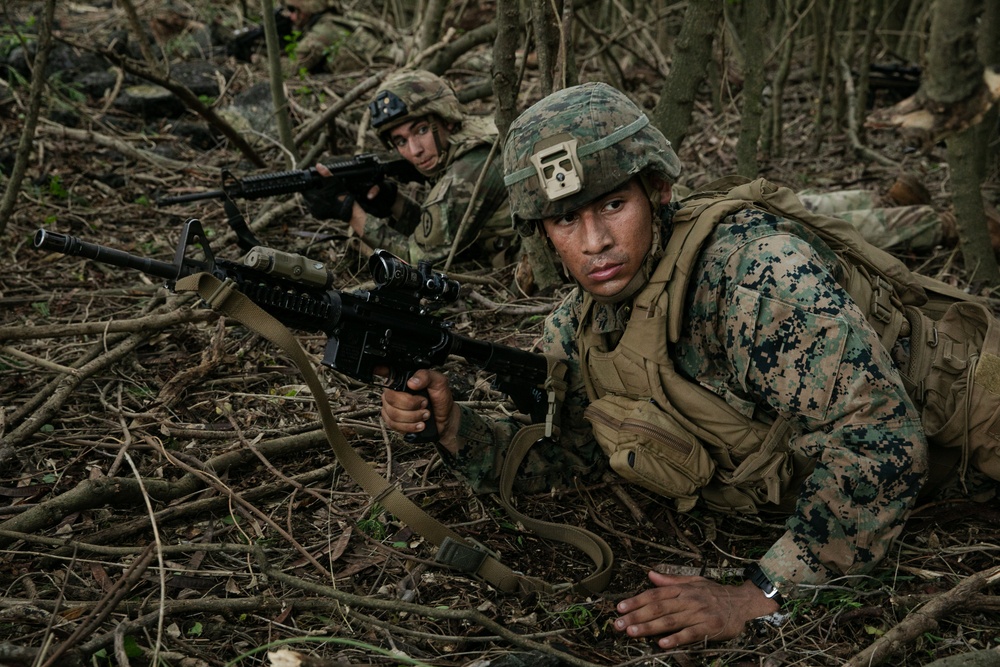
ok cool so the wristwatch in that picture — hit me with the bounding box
[743,563,785,607]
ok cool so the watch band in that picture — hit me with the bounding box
[744,563,785,607]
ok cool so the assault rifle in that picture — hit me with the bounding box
[32,220,551,443]
[159,153,424,206]
[33,222,614,596]
[158,153,425,252]
[228,7,294,62]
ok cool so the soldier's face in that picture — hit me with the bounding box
[389,117,450,173]
[541,177,670,300]
[287,5,311,28]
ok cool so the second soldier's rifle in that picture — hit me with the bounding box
[158,153,426,252]
[32,221,613,594]
[159,153,424,205]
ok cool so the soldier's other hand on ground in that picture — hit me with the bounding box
[614,571,778,649]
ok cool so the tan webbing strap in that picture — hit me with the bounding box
[495,357,616,594]
[174,273,548,594]
[499,423,616,594]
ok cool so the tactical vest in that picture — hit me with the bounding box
[578,177,1000,514]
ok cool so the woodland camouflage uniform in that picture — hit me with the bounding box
[284,0,391,76]
[356,70,515,266]
[433,82,962,601]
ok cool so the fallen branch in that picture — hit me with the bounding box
[256,546,605,667]
[467,290,560,316]
[0,309,216,342]
[0,427,334,547]
[839,58,898,168]
[845,565,1000,666]
[36,120,212,174]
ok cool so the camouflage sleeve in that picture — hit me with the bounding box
[355,192,424,262]
[437,289,607,494]
[284,14,346,76]
[407,147,509,266]
[679,210,928,599]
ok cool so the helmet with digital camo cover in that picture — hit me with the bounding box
[368,70,465,148]
[502,82,682,236]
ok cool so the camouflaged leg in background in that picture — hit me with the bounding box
[798,189,954,253]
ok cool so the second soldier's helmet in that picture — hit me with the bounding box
[368,70,465,147]
[502,82,682,234]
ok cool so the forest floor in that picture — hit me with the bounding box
[2,2,1000,667]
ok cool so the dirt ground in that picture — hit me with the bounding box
[2,2,1000,667]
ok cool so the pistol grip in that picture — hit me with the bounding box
[403,387,439,444]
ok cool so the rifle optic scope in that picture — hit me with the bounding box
[368,249,460,302]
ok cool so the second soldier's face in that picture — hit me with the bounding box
[389,117,449,173]
[542,177,670,300]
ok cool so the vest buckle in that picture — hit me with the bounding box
[871,276,895,325]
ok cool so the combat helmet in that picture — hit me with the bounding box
[502,82,682,235]
[368,70,465,148]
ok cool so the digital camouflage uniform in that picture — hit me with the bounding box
[356,71,515,266]
[435,82,932,601]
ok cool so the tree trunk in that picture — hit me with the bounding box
[0,0,55,236]
[262,0,296,168]
[650,0,723,151]
[416,0,446,53]
[531,0,560,96]
[493,0,523,144]
[764,0,799,159]
[736,0,767,178]
[927,0,998,285]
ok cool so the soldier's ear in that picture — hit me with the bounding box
[650,174,673,205]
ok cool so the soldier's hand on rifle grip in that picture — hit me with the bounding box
[380,369,461,453]
[302,183,356,222]
[352,180,398,218]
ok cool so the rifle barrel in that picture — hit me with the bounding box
[158,189,226,205]
[33,230,181,281]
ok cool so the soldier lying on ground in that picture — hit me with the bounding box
[282,0,395,76]
[305,70,517,267]
[378,82,1000,648]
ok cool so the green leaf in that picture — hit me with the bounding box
[122,635,143,658]
[188,621,203,636]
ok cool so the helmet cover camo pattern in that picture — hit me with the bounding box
[369,70,465,145]
[502,82,682,232]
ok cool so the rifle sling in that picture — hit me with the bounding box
[174,273,614,595]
